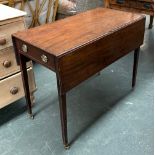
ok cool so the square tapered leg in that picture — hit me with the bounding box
[132,48,140,88]
[19,54,34,119]
[56,74,69,149]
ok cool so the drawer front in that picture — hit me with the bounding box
[0,20,25,50]
[110,0,129,7]
[0,46,31,79]
[136,1,154,11]
[0,17,24,26]
[14,39,56,71]
[0,68,36,109]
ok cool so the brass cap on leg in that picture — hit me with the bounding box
[29,114,34,120]
[64,144,70,150]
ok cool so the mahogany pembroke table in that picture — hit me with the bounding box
[12,8,145,149]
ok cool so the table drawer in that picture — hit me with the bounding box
[110,0,129,7]
[138,0,153,3]
[0,68,36,109]
[0,19,25,50]
[14,39,56,71]
[0,46,31,79]
[136,1,153,11]
[129,0,153,10]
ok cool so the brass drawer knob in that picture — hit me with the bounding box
[116,0,125,4]
[3,60,11,68]
[10,87,19,95]
[41,54,48,63]
[143,3,151,9]
[0,38,6,45]
[22,44,28,53]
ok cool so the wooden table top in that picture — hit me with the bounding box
[13,8,145,57]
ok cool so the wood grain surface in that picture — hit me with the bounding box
[58,18,145,92]
[13,8,145,57]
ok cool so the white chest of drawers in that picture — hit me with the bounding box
[0,4,36,109]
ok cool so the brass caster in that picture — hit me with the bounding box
[97,72,101,76]
[149,24,153,29]
[64,144,70,150]
[132,84,135,89]
[29,114,34,120]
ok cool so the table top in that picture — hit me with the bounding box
[13,8,144,57]
[0,4,26,21]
